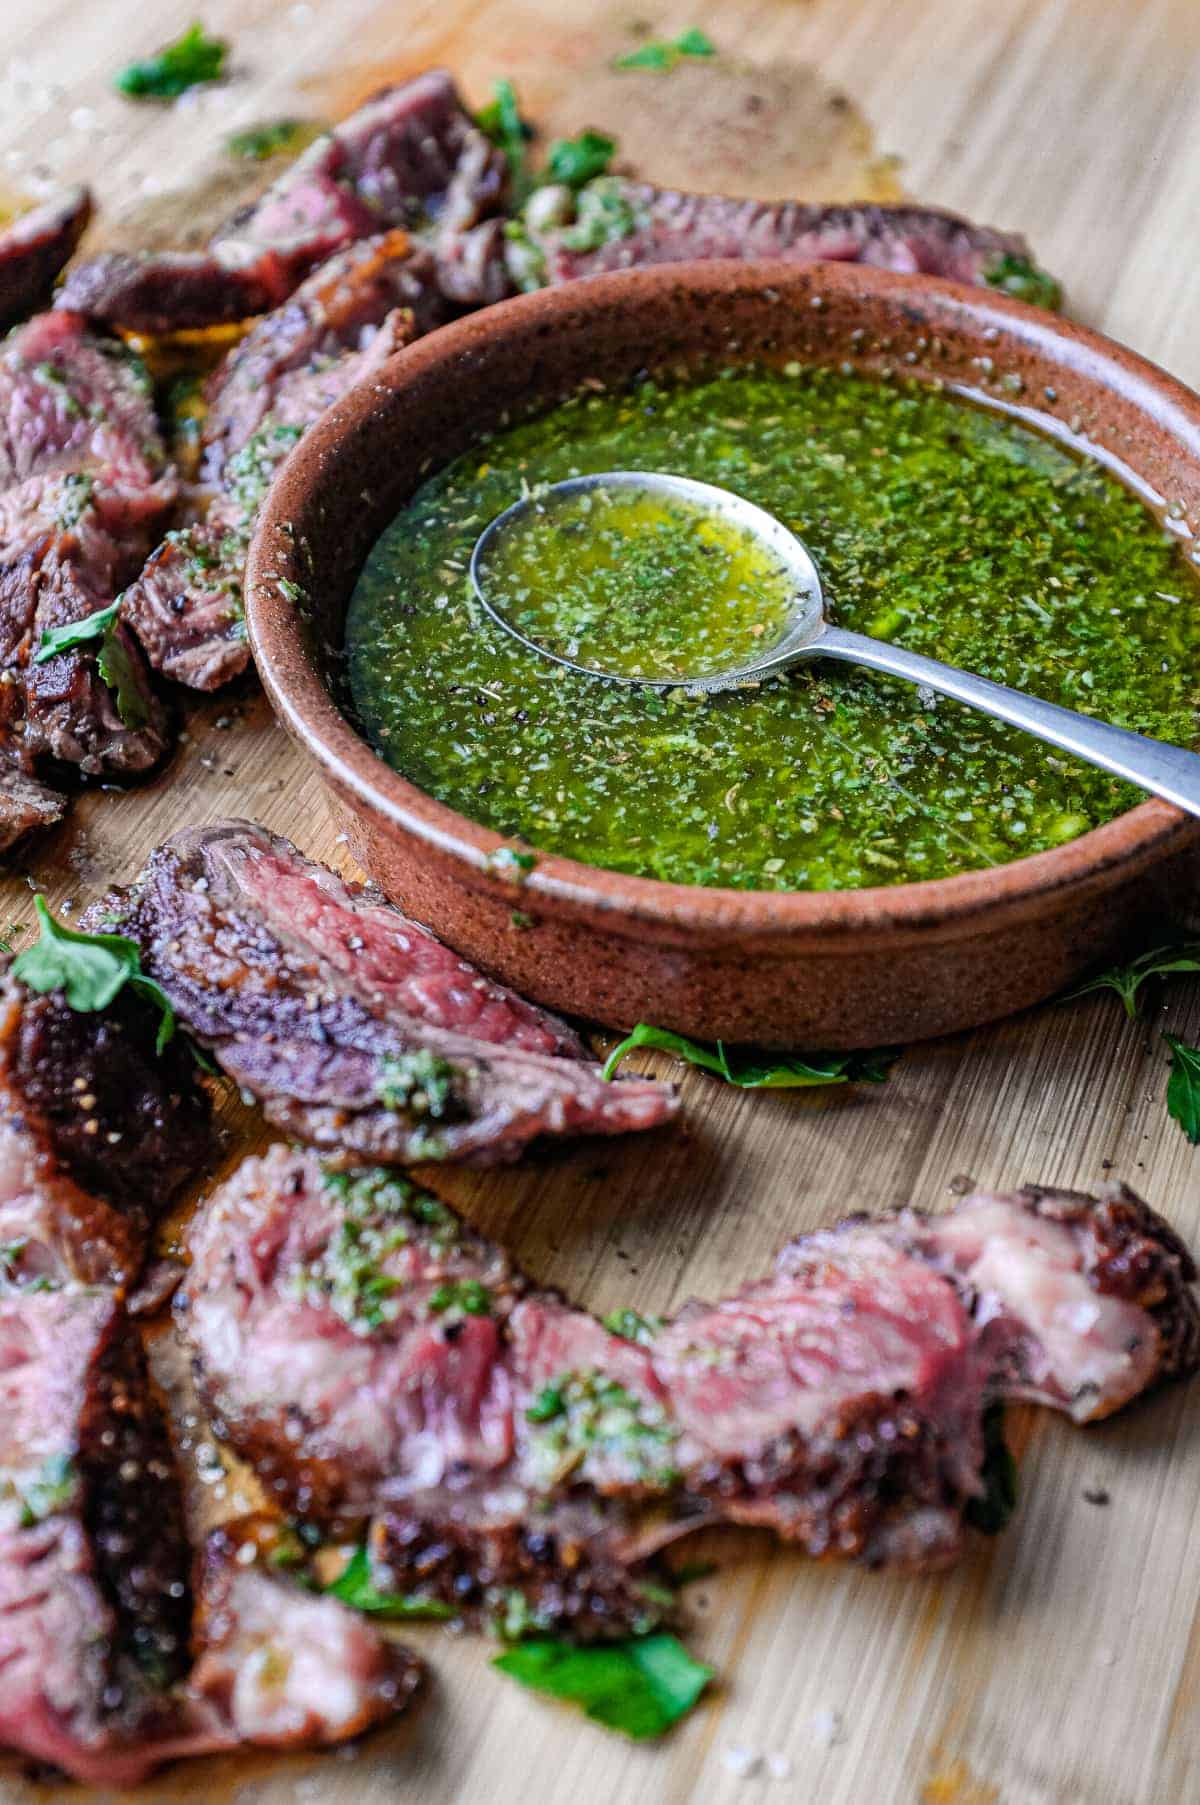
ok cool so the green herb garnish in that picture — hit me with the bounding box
[493,1633,712,1739]
[545,130,616,189]
[984,252,1062,312]
[97,624,151,729]
[1164,1034,1200,1143]
[601,1022,897,1089]
[376,1048,460,1119]
[601,1307,661,1345]
[225,117,310,160]
[1066,943,1200,1018]
[964,1404,1018,1533]
[115,21,228,99]
[11,896,175,1052]
[34,599,119,665]
[559,178,642,253]
[4,1453,78,1527]
[613,28,716,72]
[428,1278,493,1317]
[34,598,149,730]
[476,78,534,201]
[524,1370,679,1489]
[326,1545,457,1619]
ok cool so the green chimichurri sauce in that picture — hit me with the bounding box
[479,484,794,679]
[345,366,1200,892]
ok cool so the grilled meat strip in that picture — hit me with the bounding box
[0,974,212,1289]
[0,188,92,330]
[0,765,65,852]
[520,176,1052,294]
[0,310,172,791]
[180,1149,1198,1634]
[93,820,679,1164]
[122,232,445,691]
[0,1288,420,1786]
[57,71,507,333]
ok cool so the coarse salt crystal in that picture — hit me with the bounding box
[811,1707,846,1746]
[722,1745,761,1779]
[766,1752,793,1781]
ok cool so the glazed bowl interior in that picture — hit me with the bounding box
[246,262,1200,1047]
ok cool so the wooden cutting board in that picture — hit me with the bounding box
[3,1,1200,1800]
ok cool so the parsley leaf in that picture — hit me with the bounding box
[1164,1034,1200,1143]
[984,252,1063,312]
[34,599,119,665]
[1065,943,1200,1018]
[493,1633,712,1739]
[476,78,534,201]
[602,1307,661,1345]
[326,1545,456,1619]
[613,28,717,72]
[34,600,149,730]
[115,22,228,99]
[545,130,617,188]
[96,623,151,730]
[10,1453,78,1527]
[12,896,175,1052]
[601,1022,897,1088]
[964,1405,1018,1533]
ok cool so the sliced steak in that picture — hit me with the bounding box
[0,1287,192,1783]
[122,234,444,691]
[93,820,678,1164]
[0,313,173,785]
[0,975,212,1290]
[0,188,92,330]
[180,1151,1196,1633]
[0,764,65,852]
[904,1182,1200,1420]
[524,176,1054,294]
[199,230,444,482]
[58,71,506,333]
[0,1289,419,1785]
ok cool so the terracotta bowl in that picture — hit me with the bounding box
[246,261,1200,1049]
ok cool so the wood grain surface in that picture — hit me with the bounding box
[2,2,1200,1800]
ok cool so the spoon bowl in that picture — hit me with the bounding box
[470,470,826,690]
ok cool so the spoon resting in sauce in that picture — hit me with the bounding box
[470,470,1200,820]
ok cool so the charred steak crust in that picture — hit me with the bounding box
[6,977,213,1215]
[0,188,92,330]
[93,819,677,1166]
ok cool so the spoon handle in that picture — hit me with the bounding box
[817,624,1200,819]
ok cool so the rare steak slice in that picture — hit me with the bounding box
[93,820,678,1164]
[122,233,444,691]
[58,71,506,333]
[0,188,92,330]
[181,1150,1196,1635]
[0,312,173,787]
[0,1289,420,1785]
[521,176,1060,299]
[0,973,212,1290]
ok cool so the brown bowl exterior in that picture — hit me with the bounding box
[246,261,1200,1048]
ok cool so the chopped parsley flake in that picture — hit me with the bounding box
[524,1370,680,1490]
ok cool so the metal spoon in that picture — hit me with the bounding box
[470,470,1200,819]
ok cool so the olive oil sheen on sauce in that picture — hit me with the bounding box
[346,367,1200,892]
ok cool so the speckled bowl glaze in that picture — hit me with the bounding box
[246,261,1200,1048]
